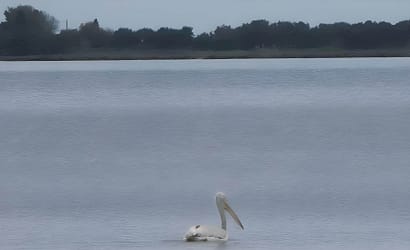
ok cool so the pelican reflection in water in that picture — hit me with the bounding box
[184,192,244,241]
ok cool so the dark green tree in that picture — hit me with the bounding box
[56,29,82,52]
[212,25,238,50]
[193,32,212,49]
[150,26,193,49]
[237,20,272,49]
[0,5,58,55]
[135,28,155,48]
[79,19,112,48]
[111,28,141,48]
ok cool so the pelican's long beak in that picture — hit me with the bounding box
[224,201,244,230]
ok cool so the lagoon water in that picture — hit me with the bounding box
[1,58,410,250]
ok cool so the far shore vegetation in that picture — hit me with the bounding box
[1,5,410,60]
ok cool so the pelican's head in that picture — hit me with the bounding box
[216,192,226,201]
[216,192,244,230]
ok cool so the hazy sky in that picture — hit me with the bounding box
[1,0,409,33]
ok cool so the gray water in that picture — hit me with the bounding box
[1,58,410,250]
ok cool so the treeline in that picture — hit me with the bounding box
[1,5,410,56]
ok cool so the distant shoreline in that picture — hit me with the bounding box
[1,48,410,61]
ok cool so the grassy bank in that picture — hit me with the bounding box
[1,48,410,61]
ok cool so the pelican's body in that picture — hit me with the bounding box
[184,225,227,241]
[184,192,244,241]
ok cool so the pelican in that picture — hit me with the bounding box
[184,192,244,241]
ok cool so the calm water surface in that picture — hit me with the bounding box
[1,58,410,250]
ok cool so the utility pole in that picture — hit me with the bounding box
[66,19,68,30]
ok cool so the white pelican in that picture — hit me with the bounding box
[184,192,244,241]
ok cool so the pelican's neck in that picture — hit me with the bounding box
[217,198,226,230]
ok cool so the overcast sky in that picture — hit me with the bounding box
[1,0,409,33]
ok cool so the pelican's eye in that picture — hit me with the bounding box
[195,225,201,229]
